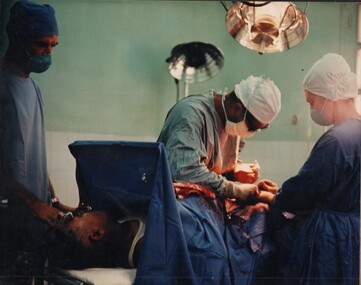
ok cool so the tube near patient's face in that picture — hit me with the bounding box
[62,211,108,247]
[45,212,121,270]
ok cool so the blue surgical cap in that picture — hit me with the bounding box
[7,0,58,37]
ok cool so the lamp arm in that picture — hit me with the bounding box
[279,4,297,30]
[303,2,309,14]
[175,79,180,102]
[220,1,229,12]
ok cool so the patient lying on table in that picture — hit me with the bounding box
[45,180,277,282]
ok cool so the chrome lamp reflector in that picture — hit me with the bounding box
[166,41,224,84]
[225,1,309,54]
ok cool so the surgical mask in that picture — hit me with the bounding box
[221,94,255,138]
[21,44,52,73]
[310,98,332,126]
[24,54,52,73]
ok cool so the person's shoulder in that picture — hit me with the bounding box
[331,119,361,136]
[320,119,361,148]
[175,93,212,110]
[0,72,15,98]
[179,93,210,102]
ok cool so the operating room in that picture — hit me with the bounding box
[1,0,359,207]
[0,1,360,284]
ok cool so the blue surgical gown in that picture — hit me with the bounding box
[157,92,240,196]
[69,141,275,285]
[274,118,361,284]
[0,71,50,242]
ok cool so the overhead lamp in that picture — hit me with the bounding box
[166,41,224,100]
[224,1,309,54]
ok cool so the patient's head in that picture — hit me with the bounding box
[45,210,135,269]
[62,209,115,247]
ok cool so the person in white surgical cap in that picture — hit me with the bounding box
[269,53,361,284]
[157,75,281,203]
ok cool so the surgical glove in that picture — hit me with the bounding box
[224,180,259,202]
[257,179,278,194]
[258,191,275,204]
[234,161,260,184]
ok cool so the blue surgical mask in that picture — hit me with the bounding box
[25,54,52,73]
[20,43,52,73]
[310,98,332,126]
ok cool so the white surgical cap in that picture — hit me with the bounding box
[234,75,281,124]
[303,53,358,101]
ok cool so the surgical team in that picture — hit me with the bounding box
[0,1,360,285]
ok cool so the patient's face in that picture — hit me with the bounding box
[61,211,109,247]
[46,211,120,270]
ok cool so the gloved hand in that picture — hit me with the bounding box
[257,179,278,194]
[224,180,259,202]
[233,161,260,184]
[258,191,275,204]
[257,179,278,204]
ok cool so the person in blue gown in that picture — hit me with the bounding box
[271,53,360,284]
[0,2,71,283]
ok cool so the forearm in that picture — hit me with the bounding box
[1,178,38,208]
[1,179,62,226]
[171,162,226,196]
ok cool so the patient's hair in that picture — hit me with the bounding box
[43,221,131,269]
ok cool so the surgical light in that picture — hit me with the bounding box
[166,42,224,100]
[224,1,309,54]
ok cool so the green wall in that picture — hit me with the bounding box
[1,1,360,141]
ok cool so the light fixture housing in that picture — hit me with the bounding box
[225,1,309,54]
[166,41,224,84]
